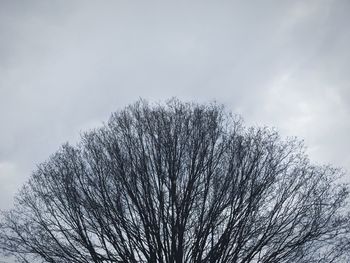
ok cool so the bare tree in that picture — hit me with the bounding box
[1,99,349,263]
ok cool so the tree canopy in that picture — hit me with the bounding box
[1,100,349,263]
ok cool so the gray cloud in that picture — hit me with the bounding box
[0,0,349,216]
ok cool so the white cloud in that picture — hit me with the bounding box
[0,0,349,215]
[0,162,25,210]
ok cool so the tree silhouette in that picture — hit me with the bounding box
[1,100,349,263]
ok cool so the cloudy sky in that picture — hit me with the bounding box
[0,0,349,217]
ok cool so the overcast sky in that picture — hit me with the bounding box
[0,0,349,221]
